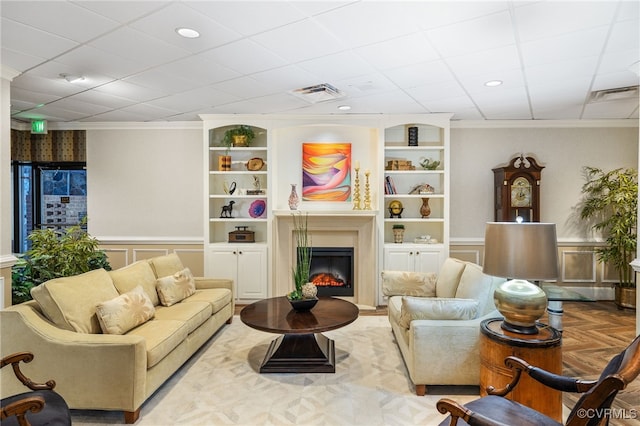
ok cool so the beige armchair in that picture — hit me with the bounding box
[382,258,505,396]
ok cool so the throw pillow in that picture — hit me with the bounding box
[435,258,467,298]
[148,253,185,279]
[399,296,479,329]
[109,260,160,306]
[381,270,437,297]
[95,285,155,335]
[156,268,196,307]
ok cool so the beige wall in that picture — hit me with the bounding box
[101,243,204,276]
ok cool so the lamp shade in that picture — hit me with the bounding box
[483,222,558,281]
[483,222,559,334]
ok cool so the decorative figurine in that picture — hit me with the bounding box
[353,162,362,210]
[220,200,235,218]
[364,169,372,210]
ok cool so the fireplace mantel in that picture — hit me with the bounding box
[273,212,378,309]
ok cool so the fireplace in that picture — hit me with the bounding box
[302,247,354,297]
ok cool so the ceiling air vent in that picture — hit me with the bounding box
[289,83,346,104]
[588,85,639,103]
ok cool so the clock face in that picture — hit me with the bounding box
[511,176,532,208]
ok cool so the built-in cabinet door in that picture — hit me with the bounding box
[207,245,267,301]
[236,246,267,300]
[384,245,443,273]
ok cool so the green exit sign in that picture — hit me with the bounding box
[31,120,47,134]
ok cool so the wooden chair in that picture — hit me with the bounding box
[1,352,71,426]
[437,334,640,426]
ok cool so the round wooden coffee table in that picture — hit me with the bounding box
[240,296,359,373]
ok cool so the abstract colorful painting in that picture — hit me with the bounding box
[302,143,351,202]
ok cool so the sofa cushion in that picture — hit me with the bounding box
[436,258,467,298]
[109,260,160,306]
[399,296,479,329]
[126,319,188,368]
[156,268,196,307]
[181,288,233,314]
[148,253,184,279]
[455,263,499,316]
[154,301,211,334]
[381,271,437,297]
[30,268,118,334]
[95,285,155,335]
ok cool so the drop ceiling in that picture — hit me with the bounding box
[2,0,639,123]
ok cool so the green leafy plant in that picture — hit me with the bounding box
[221,125,255,148]
[579,166,637,288]
[11,220,111,304]
[289,212,312,300]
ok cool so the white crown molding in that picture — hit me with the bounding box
[0,254,19,269]
[451,119,638,129]
[1,65,21,81]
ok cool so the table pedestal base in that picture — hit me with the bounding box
[260,333,335,373]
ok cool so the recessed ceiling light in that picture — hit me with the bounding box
[176,27,200,38]
[484,80,503,87]
[337,105,351,111]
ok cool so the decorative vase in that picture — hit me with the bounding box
[288,184,299,210]
[392,227,404,243]
[232,135,248,147]
[420,198,431,218]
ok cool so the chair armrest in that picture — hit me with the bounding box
[1,352,55,391]
[1,395,45,423]
[436,398,512,426]
[488,356,597,396]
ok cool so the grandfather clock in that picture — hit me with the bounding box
[493,155,544,222]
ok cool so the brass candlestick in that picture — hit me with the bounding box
[364,170,372,210]
[353,166,362,210]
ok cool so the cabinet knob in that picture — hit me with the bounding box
[416,251,420,255]
[409,251,414,255]
[239,251,243,255]
[233,251,237,255]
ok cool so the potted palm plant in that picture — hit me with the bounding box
[579,166,637,309]
[288,212,318,311]
[221,125,255,148]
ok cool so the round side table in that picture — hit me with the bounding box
[480,318,562,421]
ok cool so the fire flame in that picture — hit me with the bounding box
[310,273,346,287]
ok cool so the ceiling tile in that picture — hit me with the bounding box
[147,86,241,111]
[251,19,344,63]
[199,39,288,75]
[407,1,511,30]
[426,11,516,58]
[153,55,240,85]
[88,26,190,68]
[187,0,307,36]
[521,27,608,68]
[1,1,119,42]
[92,79,168,102]
[445,44,521,77]
[526,57,599,87]
[515,1,618,42]
[49,46,146,80]
[383,60,455,89]
[313,2,419,48]
[129,2,241,53]
[355,32,440,70]
[211,76,280,99]
[1,18,78,67]
[297,51,376,83]
[251,65,320,91]
[582,98,639,119]
[73,1,171,24]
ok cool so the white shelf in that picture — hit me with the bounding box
[209,170,267,175]
[384,194,444,198]
[384,170,444,174]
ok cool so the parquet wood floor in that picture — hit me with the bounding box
[550,301,638,425]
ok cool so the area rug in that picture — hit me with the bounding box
[71,315,478,425]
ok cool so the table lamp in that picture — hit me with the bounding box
[483,222,559,334]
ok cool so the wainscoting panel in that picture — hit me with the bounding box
[100,242,204,276]
[562,250,596,282]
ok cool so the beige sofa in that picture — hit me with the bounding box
[0,253,234,424]
[382,258,505,396]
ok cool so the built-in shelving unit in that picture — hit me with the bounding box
[379,117,450,289]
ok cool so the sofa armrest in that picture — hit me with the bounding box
[194,277,233,291]
[1,302,147,412]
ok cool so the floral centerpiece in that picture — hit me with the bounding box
[288,212,318,309]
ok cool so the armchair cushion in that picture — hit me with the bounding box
[95,285,155,335]
[30,268,119,334]
[435,258,467,297]
[381,270,437,297]
[398,296,479,328]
